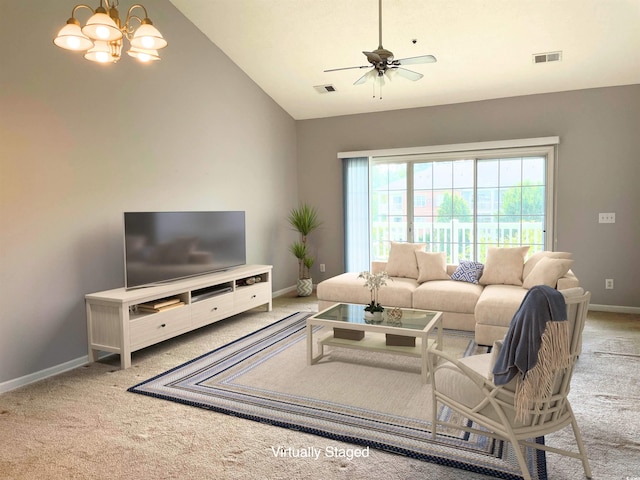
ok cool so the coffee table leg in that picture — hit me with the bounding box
[307,323,313,365]
[421,333,428,383]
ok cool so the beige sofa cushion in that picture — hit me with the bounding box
[479,246,529,286]
[475,284,527,328]
[385,242,425,279]
[413,280,483,314]
[523,251,572,279]
[522,257,574,289]
[316,272,416,308]
[415,251,450,283]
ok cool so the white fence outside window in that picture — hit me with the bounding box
[372,220,544,263]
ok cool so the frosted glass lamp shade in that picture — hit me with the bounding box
[130,21,167,50]
[127,47,160,62]
[54,22,94,51]
[82,11,122,41]
[84,41,112,63]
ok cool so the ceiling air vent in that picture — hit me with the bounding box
[533,51,562,64]
[313,84,337,94]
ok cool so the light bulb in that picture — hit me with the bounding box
[137,53,151,62]
[96,25,110,39]
[141,36,154,49]
[96,51,110,63]
[66,36,81,49]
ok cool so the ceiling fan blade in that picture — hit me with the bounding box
[394,67,424,81]
[324,65,371,72]
[354,69,378,85]
[395,54,437,65]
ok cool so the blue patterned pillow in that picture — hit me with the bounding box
[451,261,485,284]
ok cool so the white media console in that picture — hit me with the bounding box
[85,264,272,369]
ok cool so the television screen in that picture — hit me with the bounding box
[124,211,246,289]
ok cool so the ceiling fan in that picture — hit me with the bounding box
[324,0,437,95]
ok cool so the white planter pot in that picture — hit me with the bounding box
[296,278,313,297]
[364,310,383,322]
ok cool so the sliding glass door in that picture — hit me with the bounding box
[365,147,553,265]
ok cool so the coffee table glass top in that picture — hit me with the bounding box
[314,303,439,331]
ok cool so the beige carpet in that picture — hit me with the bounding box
[0,293,638,479]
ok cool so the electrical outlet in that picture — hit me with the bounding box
[599,213,616,223]
[320,264,326,272]
[605,279,614,290]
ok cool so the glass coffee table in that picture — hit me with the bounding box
[306,303,443,383]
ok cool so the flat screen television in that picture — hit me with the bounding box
[123,211,246,289]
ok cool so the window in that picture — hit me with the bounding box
[342,139,557,267]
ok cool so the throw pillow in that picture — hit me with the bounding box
[415,251,450,283]
[522,257,574,289]
[385,242,425,279]
[450,260,485,284]
[523,251,572,279]
[479,246,530,286]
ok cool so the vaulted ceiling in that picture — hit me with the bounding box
[170,0,640,120]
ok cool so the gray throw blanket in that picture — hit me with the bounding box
[492,285,567,386]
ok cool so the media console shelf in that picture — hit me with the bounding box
[85,264,272,369]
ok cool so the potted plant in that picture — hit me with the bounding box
[288,203,322,296]
[358,271,390,321]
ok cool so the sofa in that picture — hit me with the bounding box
[317,243,579,346]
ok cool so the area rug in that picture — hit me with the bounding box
[129,312,546,479]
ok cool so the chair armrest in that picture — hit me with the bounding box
[427,348,492,390]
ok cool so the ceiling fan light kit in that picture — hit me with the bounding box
[324,0,436,98]
[53,0,167,64]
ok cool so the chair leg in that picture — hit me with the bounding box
[431,397,438,440]
[568,406,592,479]
[511,441,532,480]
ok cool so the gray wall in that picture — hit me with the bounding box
[1,0,638,388]
[297,85,640,309]
[0,1,298,384]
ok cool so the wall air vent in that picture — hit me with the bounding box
[313,84,337,94]
[533,51,563,64]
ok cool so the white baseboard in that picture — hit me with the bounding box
[272,285,298,297]
[588,304,640,314]
[0,355,90,394]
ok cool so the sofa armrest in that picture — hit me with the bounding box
[557,269,579,290]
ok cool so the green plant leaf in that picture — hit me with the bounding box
[288,204,322,236]
[289,241,307,260]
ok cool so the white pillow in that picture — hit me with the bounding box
[385,242,425,279]
[479,246,530,286]
[523,251,572,279]
[415,251,450,283]
[522,257,574,289]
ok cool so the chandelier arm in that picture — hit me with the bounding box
[121,5,148,37]
[70,4,96,19]
[126,4,149,22]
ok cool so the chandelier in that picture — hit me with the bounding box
[53,0,167,64]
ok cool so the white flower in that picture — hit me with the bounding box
[358,271,391,307]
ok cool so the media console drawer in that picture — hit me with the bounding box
[235,284,271,310]
[130,307,191,350]
[191,293,234,328]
